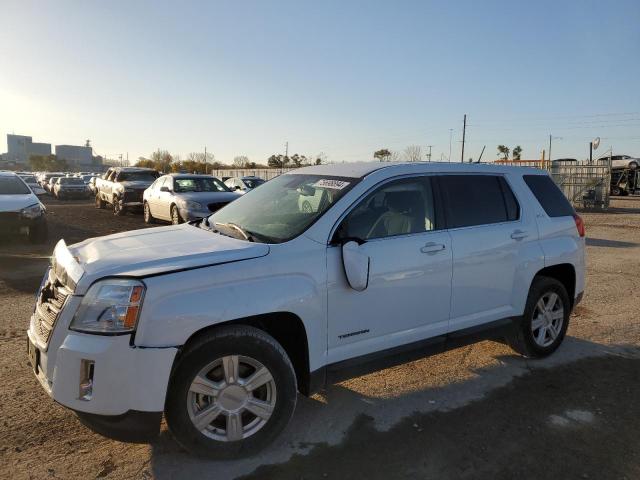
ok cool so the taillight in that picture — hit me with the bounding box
[573,214,585,237]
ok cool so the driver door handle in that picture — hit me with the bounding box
[510,229,529,240]
[420,242,446,254]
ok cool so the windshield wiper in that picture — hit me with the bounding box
[214,222,255,242]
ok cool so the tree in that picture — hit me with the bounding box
[29,154,67,171]
[404,145,422,162]
[290,154,309,168]
[150,150,173,172]
[135,158,155,169]
[512,145,523,160]
[497,145,510,161]
[233,156,250,168]
[314,152,327,165]
[374,149,391,162]
[267,154,289,169]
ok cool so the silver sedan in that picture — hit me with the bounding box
[143,174,240,224]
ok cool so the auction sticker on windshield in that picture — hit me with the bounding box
[312,179,350,190]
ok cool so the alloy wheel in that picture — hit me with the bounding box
[531,292,564,347]
[187,355,277,442]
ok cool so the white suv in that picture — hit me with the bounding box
[27,162,585,457]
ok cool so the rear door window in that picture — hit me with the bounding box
[523,175,574,217]
[438,175,514,228]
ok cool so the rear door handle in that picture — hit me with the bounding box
[510,230,529,240]
[420,242,446,254]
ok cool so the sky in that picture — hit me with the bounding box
[1,0,639,164]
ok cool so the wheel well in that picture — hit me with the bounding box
[178,312,311,395]
[535,264,576,307]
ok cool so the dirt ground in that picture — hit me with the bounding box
[1,195,639,479]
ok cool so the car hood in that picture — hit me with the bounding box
[0,193,40,212]
[62,224,269,292]
[176,191,241,204]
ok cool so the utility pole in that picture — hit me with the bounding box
[448,129,453,162]
[461,114,467,163]
[548,134,552,163]
[426,145,433,162]
[283,141,288,174]
[589,141,593,163]
[204,146,207,174]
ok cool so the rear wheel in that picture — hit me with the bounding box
[171,204,183,225]
[506,276,570,358]
[611,186,622,196]
[630,161,638,170]
[165,326,297,458]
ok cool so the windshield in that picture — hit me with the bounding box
[118,171,159,182]
[20,175,37,183]
[209,174,359,243]
[175,177,230,193]
[243,178,265,189]
[59,177,84,185]
[0,177,31,195]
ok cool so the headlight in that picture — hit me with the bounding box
[70,279,145,334]
[21,203,44,219]
[182,200,203,210]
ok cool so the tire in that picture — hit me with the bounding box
[95,194,105,209]
[143,202,156,224]
[630,161,638,170]
[170,204,183,225]
[113,196,126,216]
[165,325,297,458]
[28,221,48,244]
[506,276,570,358]
[611,186,621,196]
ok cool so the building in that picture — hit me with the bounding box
[55,144,94,168]
[4,134,52,165]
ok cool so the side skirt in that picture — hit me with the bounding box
[308,317,519,395]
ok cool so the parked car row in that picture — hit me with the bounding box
[93,167,268,224]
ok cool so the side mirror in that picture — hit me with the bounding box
[160,186,170,192]
[235,186,242,191]
[342,240,370,291]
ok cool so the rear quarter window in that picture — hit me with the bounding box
[523,174,574,217]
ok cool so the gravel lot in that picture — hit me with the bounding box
[1,196,639,479]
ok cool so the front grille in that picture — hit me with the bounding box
[33,273,71,346]
[208,202,230,212]
[124,190,144,203]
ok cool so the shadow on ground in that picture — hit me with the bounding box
[147,338,640,480]
[586,237,639,248]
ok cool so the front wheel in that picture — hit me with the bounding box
[165,325,297,458]
[28,221,48,244]
[143,202,156,224]
[170,204,183,225]
[113,197,126,216]
[506,276,570,358]
[95,194,105,209]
